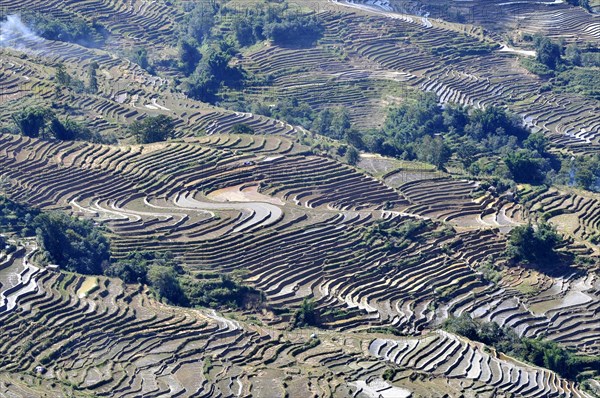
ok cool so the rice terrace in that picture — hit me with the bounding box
[1,0,600,396]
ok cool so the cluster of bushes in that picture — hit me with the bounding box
[21,12,106,47]
[106,251,261,308]
[520,35,600,100]
[362,219,430,252]
[0,197,110,275]
[174,0,324,103]
[10,106,105,142]
[128,114,176,144]
[182,41,245,102]
[506,222,565,267]
[444,314,600,381]
[1,196,261,309]
[231,3,324,48]
[345,92,553,183]
[290,298,318,328]
[55,62,99,94]
[0,196,40,237]
[35,212,110,275]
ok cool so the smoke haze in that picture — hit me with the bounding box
[0,14,42,49]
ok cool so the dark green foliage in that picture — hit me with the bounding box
[0,196,40,237]
[345,146,359,165]
[265,15,324,47]
[554,68,600,100]
[382,368,397,381]
[382,92,443,147]
[184,42,245,103]
[128,115,176,144]
[55,63,71,87]
[564,0,591,11]
[54,64,86,93]
[178,40,202,76]
[231,123,254,134]
[104,251,174,284]
[371,93,531,171]
[49,118,77,141]
[363,219,430,252]
[22,12,106,47]
[444,314,600,380]
[87,62,99,93]
[130,47,149,70]
[12,107,52,138]
[416,135,451,169]
[180,0,218,45]
[147,265,187,306]
[561,155,600,191]
[504,149,550,184]
[231,4,324,48]
[507,223,564,266]
[35,212,110,275]
[311,108,351,140]
[181,273,261,309]
[523,132,548,154]
[534,35,562,69]
[291,298,318,328]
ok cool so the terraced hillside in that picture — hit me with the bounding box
[2,0,600,396]
[3,245,592,397]
[361,0,600,44]
[1,133,599,354]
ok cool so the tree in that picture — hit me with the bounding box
[49,118,89,141]
[507,223,563,266]
[535,36,562,69]
[49,118,75,141]
[504,149,549,184]
[264,15,324,47]
[35,212,110,275]
[565,44,582,66]
[523,132,548,154]
[87,62,99,93]
[345,146,360,165]
[330,107,351,139]
[147,265,186,305]
[128,115,176,144]
[12,107,52,138]
[55,63,71,86]
[231,123,254,134]
[178,40,202,76]
[183,1,216,44]
[291,298,318,328]
[131,47,149,70]
[416,135,451,169]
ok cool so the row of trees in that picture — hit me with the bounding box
[1,195,260,309]
[105,251,261,308]
[0,196,110,275]
[11,107,95,141]
[232,5,324,48]
[349,93,552,182]
[55,62,99,94]
[444,314,599,381]
[9,107,175,144]
[21,12,106,47]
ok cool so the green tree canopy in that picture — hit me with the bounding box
[128,115,176,144]
[12,107,53,138]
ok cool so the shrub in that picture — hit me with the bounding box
[506,222,563,266]
[35,212,110,275]
[128,115,175,144]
